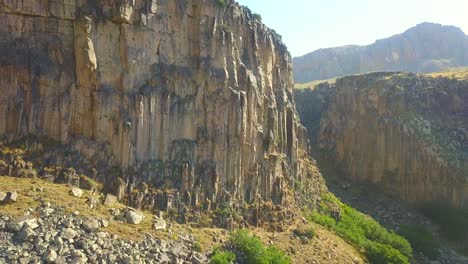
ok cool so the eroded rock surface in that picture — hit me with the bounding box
[0,0,325,222]
[295,72,468,207]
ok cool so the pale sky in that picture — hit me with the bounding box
[236,0,468,57]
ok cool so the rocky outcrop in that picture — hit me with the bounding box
[293,23,468,83]
[0,0,324,221]
[295,72,468,207]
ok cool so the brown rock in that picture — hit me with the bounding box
[104,194,118,206]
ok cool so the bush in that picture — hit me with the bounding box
[253,13,262,21]
[193,241,203,252]
[215,0,226,7]
[210,249,236,264]
[398,225,440,259]
[420,203,468,241]
[365,242,410,264]
[230,229,290,264]
[307,193,412,264]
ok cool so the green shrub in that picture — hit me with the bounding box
[307,193,412,264]
[253,13,262,21]
[398,224,440,259]
[193,241,203,252]
[230,229,290,264]
[420,203,468,241]
[210,249,236,264]
[365,242,409,264]
[215,0,226,7]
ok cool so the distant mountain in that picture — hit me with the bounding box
[293,22,468,83]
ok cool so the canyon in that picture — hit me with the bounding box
[295,71,468,208]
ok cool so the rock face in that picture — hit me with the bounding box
[293,23,468,83]
[0,0,322,215]
[295,72,468,207]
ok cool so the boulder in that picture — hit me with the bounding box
[104,194,118,206]
[18,227,35,241]
[4,191,18,203]
[124,208,144,225]
[43,249,58,263]
[70,188,83,198]
[7,215,39,232]
[153,219,166,230]
[61,228,77,240]
[82,219,100,233]
[0,192,6,202]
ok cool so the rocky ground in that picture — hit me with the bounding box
[0,176,368,264]
[0,203,208,264]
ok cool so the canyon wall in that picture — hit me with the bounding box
[0,0,324,213]
[295,72,468,207]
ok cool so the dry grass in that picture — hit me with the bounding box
[294,78,337,89]
[425,67,468,80]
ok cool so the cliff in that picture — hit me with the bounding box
[295,71,468,207]
[293,23,468,83]
[0,0,325,222]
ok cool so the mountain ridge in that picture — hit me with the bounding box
[293,22,468,83]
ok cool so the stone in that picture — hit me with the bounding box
[4,191,18,203]
[70,257,88,264]
[70,188,83,198]
[0,192,6,202]
[18,227,35,241]
[124,209,144,225]
[7,215,38,232]
[104,194,118,206]
[43,249,58,263]
[61,228,77,240]
[82,219,100,233]
[152,219,166,230]
[99,219,109,228]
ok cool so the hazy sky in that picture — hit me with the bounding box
[236,0,468,57]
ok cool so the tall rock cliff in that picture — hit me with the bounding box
[295,71,468,207]
[0,0,324,219]
[293,23,468,83]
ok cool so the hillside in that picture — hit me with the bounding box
[293,23,468,83]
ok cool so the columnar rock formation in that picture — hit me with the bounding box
[295,72,468,207]
[0,0,324,215]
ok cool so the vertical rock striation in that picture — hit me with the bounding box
[0,0,324,216]
[295,72,468,207]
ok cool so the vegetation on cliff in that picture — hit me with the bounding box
[210,229,290,264]
[306,193,412,264]
[397,224,441,259]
